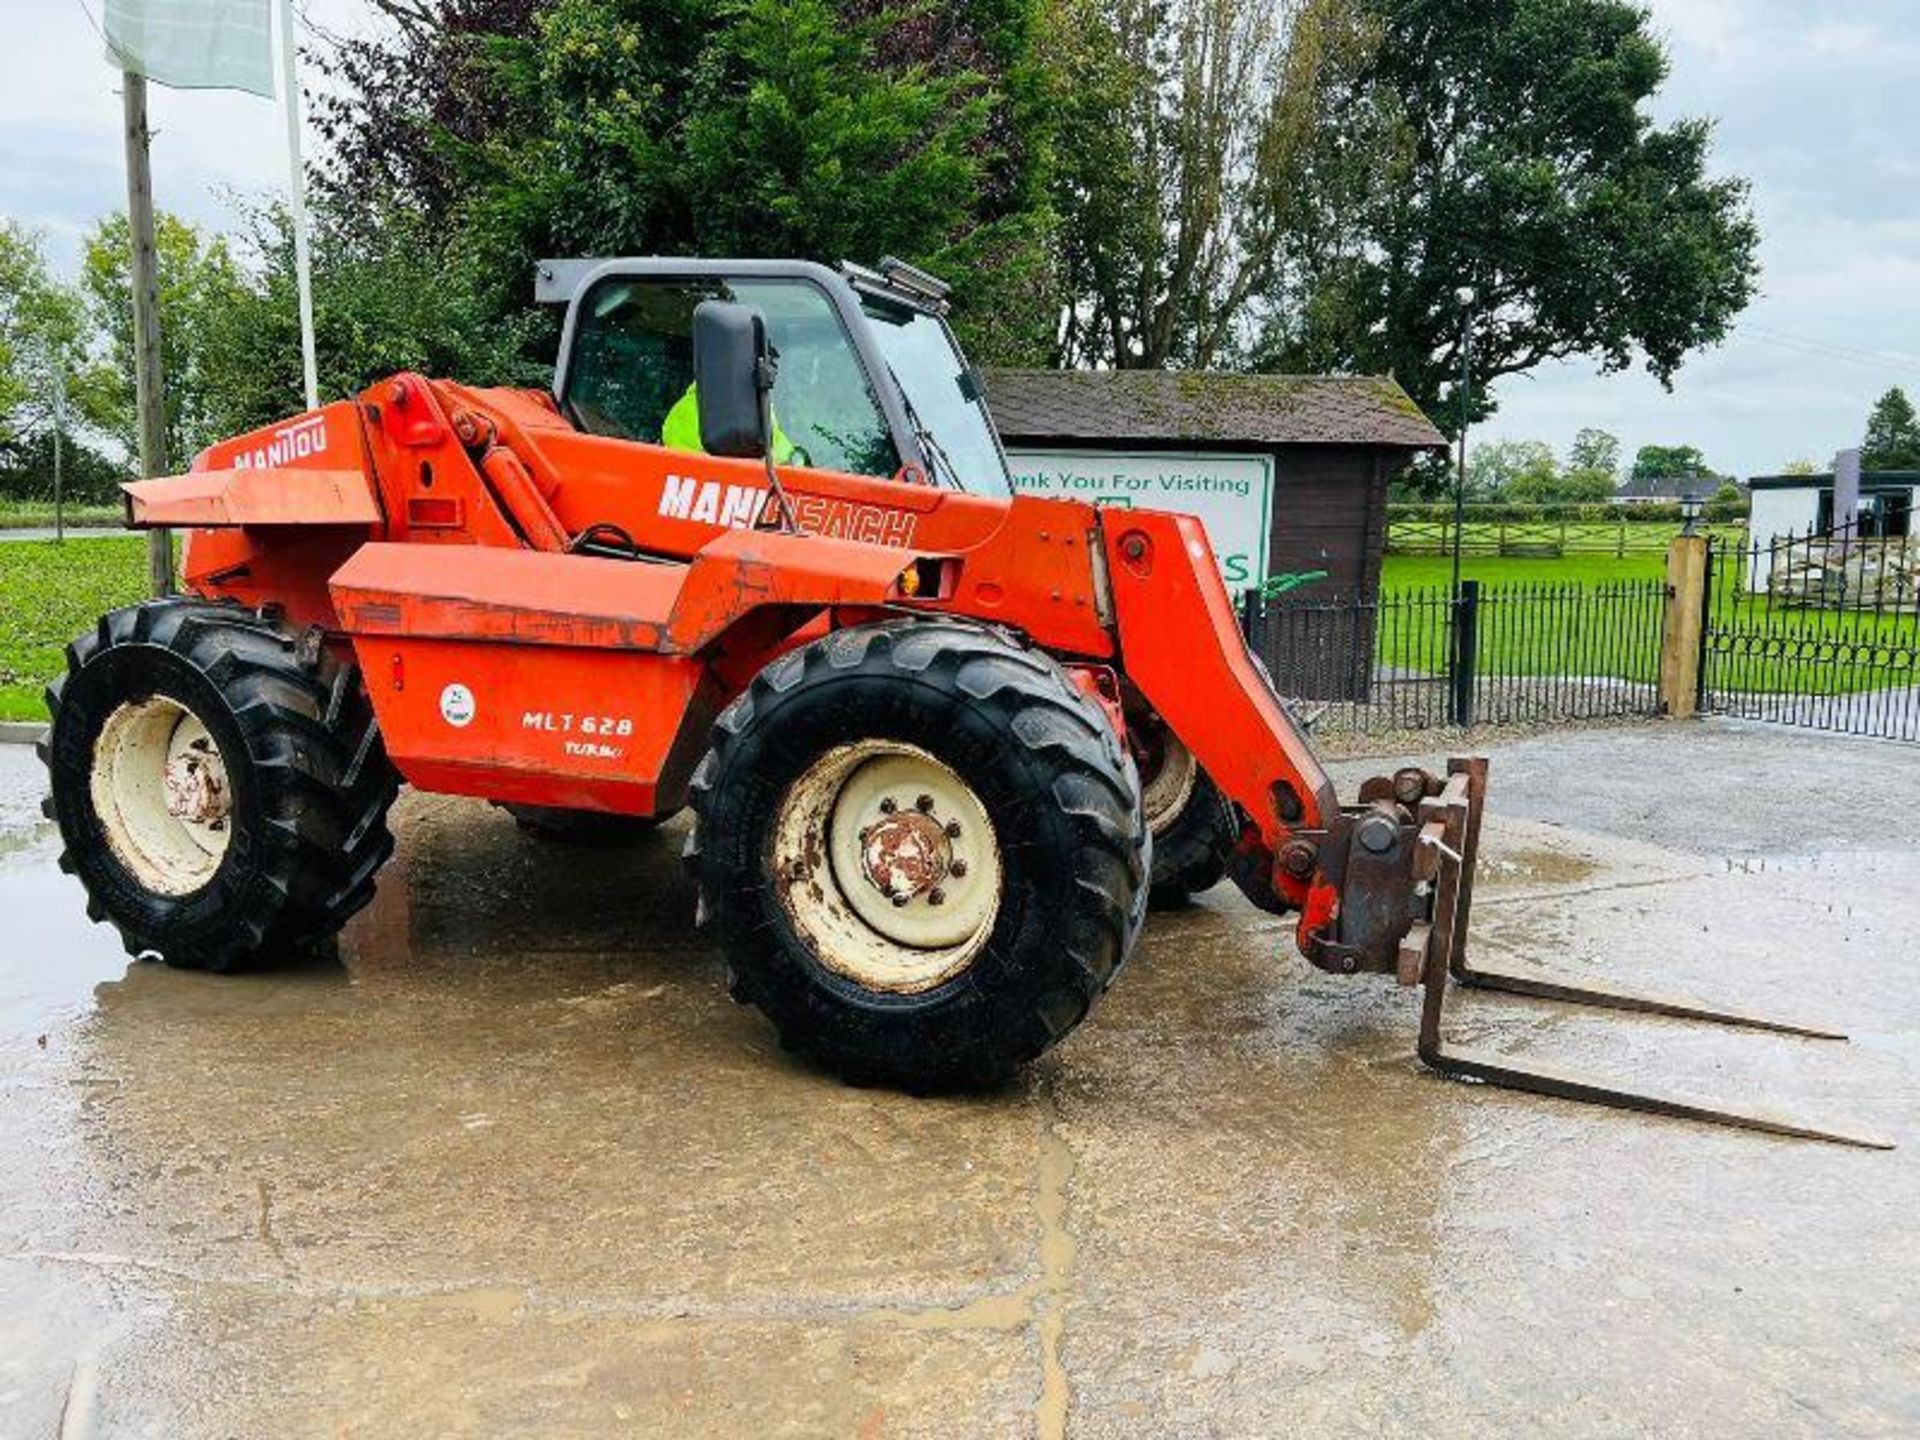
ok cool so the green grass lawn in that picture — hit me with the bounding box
[0,535,151,722]
[1364,569,1666,688]
[0,500,124,530]
[1382,551,1667,587]
[1375,554,1666,691]
[1371,550,1914,695]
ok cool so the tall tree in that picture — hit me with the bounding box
[1050,0,1366,368]
[1254,0,1759,431]
[0,219,86,456]
[312,0,544,231]
[195,200,549,439]
[313,0,1060,366]
[1861,386,1920,471]
[1631,443,1713,482]
[1465,437,1556,500]
[74,213,249,463]
[1568,427,1621,479]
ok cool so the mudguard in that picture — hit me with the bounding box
[123,467,382,529]
[127,402,382,530]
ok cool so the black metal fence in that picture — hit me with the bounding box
[1241,577,1669,736]
[1702,525,1920,742]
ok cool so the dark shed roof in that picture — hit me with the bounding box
[985,369,1446,450]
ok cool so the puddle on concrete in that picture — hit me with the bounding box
[1477,845,1601,887]
[0,742,1915,1435]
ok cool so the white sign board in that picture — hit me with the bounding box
[1005,449,1274,594]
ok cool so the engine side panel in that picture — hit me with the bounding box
[329,531,927,814]
[351,636,716,815]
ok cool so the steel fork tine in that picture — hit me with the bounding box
[1452,962,1847,1040]
[1414,757,1892,1150]
[1422,1041,1894,1150]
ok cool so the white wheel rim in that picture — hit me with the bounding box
[771,740,1002,994]
[1139,729,1198,836]
[90,695,233,896]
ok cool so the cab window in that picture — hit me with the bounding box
[564,276,901,477]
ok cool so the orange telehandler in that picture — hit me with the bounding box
[39,257,1884,1145]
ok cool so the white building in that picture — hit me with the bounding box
[1746,471,1918,587]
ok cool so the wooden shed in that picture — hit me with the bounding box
[984,369,1445,602]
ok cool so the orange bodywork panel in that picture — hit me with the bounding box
[1099,509,1338,918]
[159,378,1329,914]
[328,530,922,813]
[124,468,382,529]
[172,402,388,635]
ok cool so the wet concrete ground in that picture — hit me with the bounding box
[1,721,1915,1437]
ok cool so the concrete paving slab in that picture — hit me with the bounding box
[0,724,1914,1436]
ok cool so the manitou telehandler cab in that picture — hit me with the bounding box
[39,255,1884,1144]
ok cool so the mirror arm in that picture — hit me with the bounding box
[753,357,798,534]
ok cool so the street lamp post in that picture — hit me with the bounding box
[1447,287,1476,727]
[1680,493,1704,537]
[1451,286,1475,596]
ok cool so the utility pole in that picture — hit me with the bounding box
[51,358,64,544]
[123,71,173,597]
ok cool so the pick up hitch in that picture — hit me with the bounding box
[1307,757,1892,1151]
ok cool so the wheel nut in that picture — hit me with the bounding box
[916,794,936,812]
[879,798,898,814]
[949,859,968,878]
[927,888,946,906]
[945,820,962,839]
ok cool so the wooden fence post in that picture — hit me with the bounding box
[1660,534,1710,718]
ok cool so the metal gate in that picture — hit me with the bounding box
[1241,577,1669,735]
[1702,526,1920,742]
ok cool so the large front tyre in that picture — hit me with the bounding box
[686,621,1149,1091]
[40,599,399,972]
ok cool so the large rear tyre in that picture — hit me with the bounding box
[686,620,1148,1090]
[1136,722,1235,909]
[39,599,399,972]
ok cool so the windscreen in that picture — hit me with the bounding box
[565,276,901,477]
[860,298,1012,497]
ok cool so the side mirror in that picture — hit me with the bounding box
[692,300,775,459]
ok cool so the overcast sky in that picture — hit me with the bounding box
[4,0,1916,479]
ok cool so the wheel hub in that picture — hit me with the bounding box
[163,733,230,827]
[860,808,953,901]
[90,695,233,896]
[770,739,1003,993]
[1136,723,1198,836]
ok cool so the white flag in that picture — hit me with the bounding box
[104,0,274,99]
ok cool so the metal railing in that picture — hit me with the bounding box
[1702,526,1920,741]
[1241,578,1670,736]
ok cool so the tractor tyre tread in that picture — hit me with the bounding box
[687,618,1148,1091]
[1147,768,1237,909]
[41,597,399,973]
